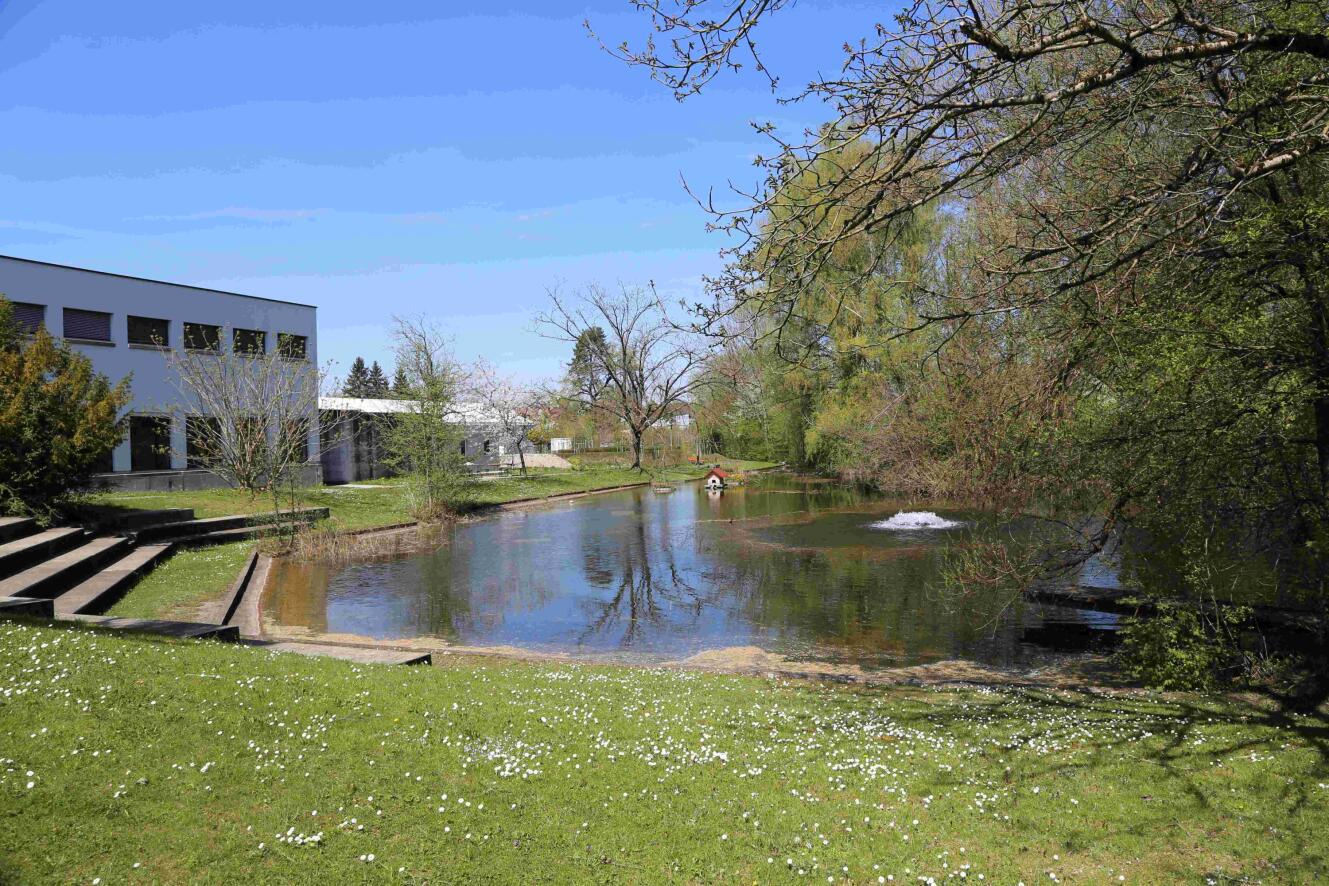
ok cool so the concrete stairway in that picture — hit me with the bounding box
[0,520,173,617]
[0,526,87,576]
[55,543,174,616]
[134,507,330,545]
[0,514,427,666]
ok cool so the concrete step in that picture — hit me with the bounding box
[72,506,196,532]
[0,527,87,578]
[137,507,329,543]
[173,523,309,547]
[0,535,132,599]
[55,543,174,616]
[70,614,239,641]
[243,640,432,666]
[0,596,55,618]
[0,517,38,545]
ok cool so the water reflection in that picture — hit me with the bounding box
[264,475,1116,668]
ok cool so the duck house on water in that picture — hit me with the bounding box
[704,468,728,490]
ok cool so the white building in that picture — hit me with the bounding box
[318,396,526,483]
[0,254,320,491]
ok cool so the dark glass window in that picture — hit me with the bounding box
[184,322,221,352]
[483,439,492,454]
[129,416,172,472]
[459,439,466,455]
[128,315,169,347]
[11,302,44,334]
[234,328,266,355]
[278,332,307,360]
[63,307,112,342]
[185,416,221,469]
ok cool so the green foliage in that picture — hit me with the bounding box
[0,295,19,352]
[0,303,131,516]
[1119,605,1222,691]
[382,319,473,519]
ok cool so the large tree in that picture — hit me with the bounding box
[612,0,1329,690]
[536,284,707,470]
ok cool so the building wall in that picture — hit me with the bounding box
[319,410,527,483]
[0,255,320,483]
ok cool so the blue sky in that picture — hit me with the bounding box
[0,0,886,382]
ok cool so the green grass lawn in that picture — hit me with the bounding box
[105,541,254,621]
[1,621,1325,884]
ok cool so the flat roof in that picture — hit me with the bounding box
[0,253,317,309]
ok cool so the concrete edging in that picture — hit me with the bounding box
[213,548,259,626]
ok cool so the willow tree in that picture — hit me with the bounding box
[610,1,1329,691]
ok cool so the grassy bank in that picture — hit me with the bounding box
[0,621,1324,884]
[90,459,776,531]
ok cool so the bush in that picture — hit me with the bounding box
[0,300,131,516]
[1118,602,1252,690]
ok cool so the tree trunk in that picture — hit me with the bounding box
[629,428,644,470]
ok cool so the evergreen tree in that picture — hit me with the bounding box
[343,356,369,397]
[566,326,608,402]
[367,361,389,397]
[391,365,410,396]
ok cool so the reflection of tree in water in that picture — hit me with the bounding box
[578,495,718,649]
[702,526,1043,667]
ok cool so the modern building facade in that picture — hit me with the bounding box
[0,254,321,490]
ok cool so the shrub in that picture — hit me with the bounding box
[0,299,131,516]
[1118,602,1252,690]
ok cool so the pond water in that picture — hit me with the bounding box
[264,475,1117,668]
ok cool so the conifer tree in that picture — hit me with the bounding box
[391,365,410,396]
[367,361,389,397]
[343,356,369,397]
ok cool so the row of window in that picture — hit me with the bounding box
[108,415,315,473]
[458,439,494,455]
[11,302,307,358]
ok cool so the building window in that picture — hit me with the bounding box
[63,307,112,343]
[129,416,172,472]
[185,416,221,469]
[278,332,307,360]
[11,302,44,335]
[459,439,466,455]
[234,328,266,356]
[128,315,169,347]
[184,322,221,352]
[483,439,492,454]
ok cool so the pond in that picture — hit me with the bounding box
[263,474,1117,669]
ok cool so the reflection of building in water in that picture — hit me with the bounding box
[262,560,331,635]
